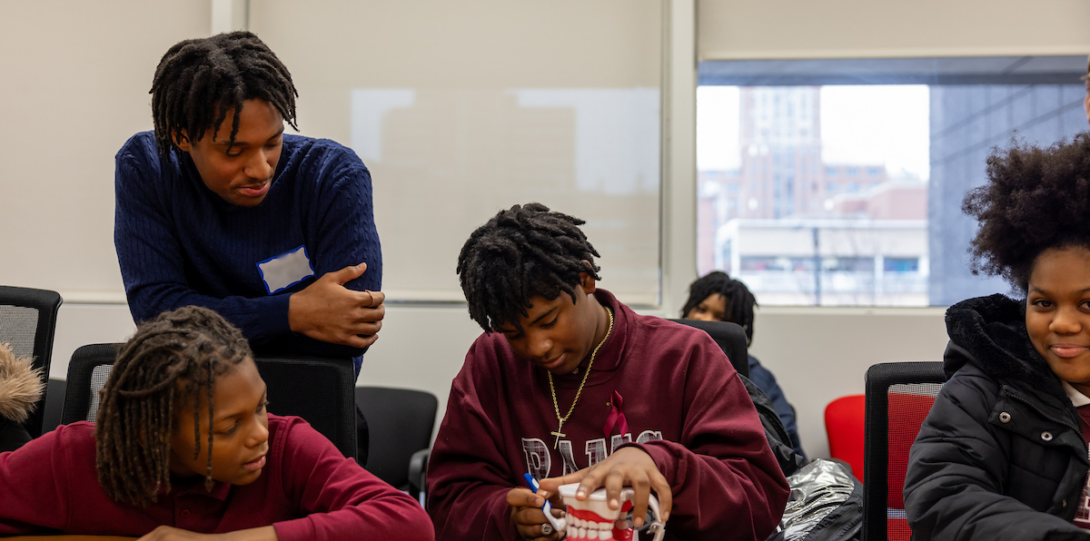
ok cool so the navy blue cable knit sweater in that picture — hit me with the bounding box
[114,132,381,372]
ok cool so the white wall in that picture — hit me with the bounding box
[0,1,210,295]
[750,307,949,458]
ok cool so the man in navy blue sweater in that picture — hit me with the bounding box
[113,32,382,376]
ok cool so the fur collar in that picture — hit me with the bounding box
[0,342,45,424]
[944,294,1065,398]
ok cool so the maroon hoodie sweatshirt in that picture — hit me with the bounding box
[427,289,789,541]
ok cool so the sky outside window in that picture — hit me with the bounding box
[697,85,930,179]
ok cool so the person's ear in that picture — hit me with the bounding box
[173,129,192,152]
[578,262,596,295]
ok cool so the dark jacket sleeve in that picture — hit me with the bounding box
[747,356,805,459]
[0,419,31,454]
[626,339,790,541]
[904,372,1090,541]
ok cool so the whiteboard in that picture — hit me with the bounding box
[251,0,665,304]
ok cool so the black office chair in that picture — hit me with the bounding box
[669,318,749,378]
[0,285,63,437]
[254,353,358,460]
[61,344,359,461]
[42,378,66,433]
[355,386,438,503]
[60,343,120,424]
[863,362,945,541]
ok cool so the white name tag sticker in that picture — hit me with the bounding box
[257,245,315,294]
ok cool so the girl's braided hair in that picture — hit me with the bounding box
[95,305,250,507]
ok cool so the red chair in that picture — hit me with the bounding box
[825,394,866,482]
[864,362,945,541]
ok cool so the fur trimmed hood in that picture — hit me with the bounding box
[944,293,1066,398]
[0,342,45,424]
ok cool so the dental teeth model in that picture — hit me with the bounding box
[555,483,666,541]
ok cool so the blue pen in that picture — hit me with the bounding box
[523,473,566,533]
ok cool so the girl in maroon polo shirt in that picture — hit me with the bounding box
[0,306,432,541]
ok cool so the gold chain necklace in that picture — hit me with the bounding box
[548,306,614,449]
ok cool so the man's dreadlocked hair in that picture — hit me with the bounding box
[680,271,759,346]
[95,306,251,508]
[456,203,602,333]
[150,31,298,156]
[963,133,1090,293]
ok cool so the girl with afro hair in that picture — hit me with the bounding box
[904,132,1090,540]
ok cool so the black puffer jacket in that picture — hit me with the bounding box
[904,294,1090,540]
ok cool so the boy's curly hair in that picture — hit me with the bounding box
[680,271,758,345]
[963,132,1090,292]
[456,203,602,333]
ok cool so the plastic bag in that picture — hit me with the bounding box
[767,459,863,541]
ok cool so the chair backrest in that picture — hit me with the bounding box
[863,362,945,541]
[61,345,358,460]
[61,343,120,425]
[355,386,438,489]
[42,378,66,433]
[668,318,749,378]
[0,286,63,437]
[253,354,358,460]
[825,394,866,482]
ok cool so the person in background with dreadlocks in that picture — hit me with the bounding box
[681,271,806,459]
[427,203,789,541]
[0,305,432,540]
[113,31,382,375]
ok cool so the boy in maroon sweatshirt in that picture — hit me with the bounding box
[427,203,789,541]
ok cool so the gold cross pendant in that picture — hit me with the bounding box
[551,428,566,449]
